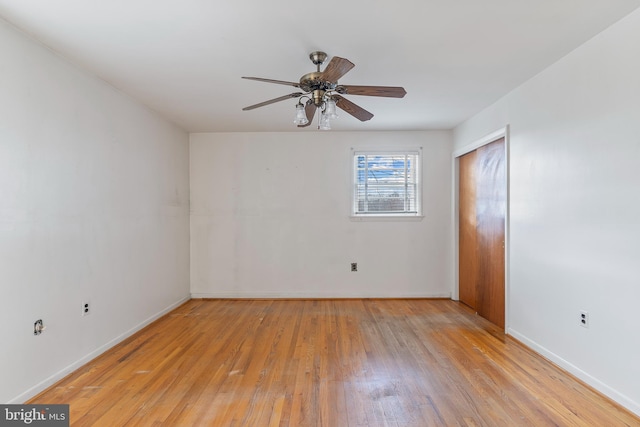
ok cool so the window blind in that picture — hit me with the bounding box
[354,152,419,215]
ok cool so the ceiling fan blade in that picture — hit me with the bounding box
[332,95,374,122]
[298,99,316,128]
[242,92,304,111]
[242,77,301,88]
[321,56,355,83]
[336,85,406,98]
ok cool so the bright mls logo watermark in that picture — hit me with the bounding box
[0,405,68,426]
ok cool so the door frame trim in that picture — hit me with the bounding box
[452,125,510,332]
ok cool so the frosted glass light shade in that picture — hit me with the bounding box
[293,103,309,125]
[319,111,331,130]
[325,98,338,119]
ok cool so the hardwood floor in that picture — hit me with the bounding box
[29,299,639,426]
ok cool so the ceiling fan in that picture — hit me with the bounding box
[242,51,407,129]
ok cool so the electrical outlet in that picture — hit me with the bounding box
[82,302,90,316]
[34,319,45,335]
[351,262,358,272]
[579,310,589,328]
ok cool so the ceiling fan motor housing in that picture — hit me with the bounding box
[300,51,337,104]
[299,72,337,93]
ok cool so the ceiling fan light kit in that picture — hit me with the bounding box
[242,51,406,130]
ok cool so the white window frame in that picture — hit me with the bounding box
[351,148,423,219]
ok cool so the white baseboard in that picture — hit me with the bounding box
[508,328,640,417]
[10,295,191,404]
[191,291,452,299]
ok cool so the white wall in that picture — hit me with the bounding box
[0,19,190,403]
[454,9,640,415]
[190,131,452,298]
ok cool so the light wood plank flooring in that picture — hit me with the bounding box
[29,299,640,426]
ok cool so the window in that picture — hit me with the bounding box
[353,150,421,216]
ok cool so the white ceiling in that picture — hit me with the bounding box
[1,1,639,133]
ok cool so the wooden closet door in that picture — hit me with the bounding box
[458,138,506,328]
[458,150,478,309]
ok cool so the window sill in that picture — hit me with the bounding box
[350,214,424,222]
